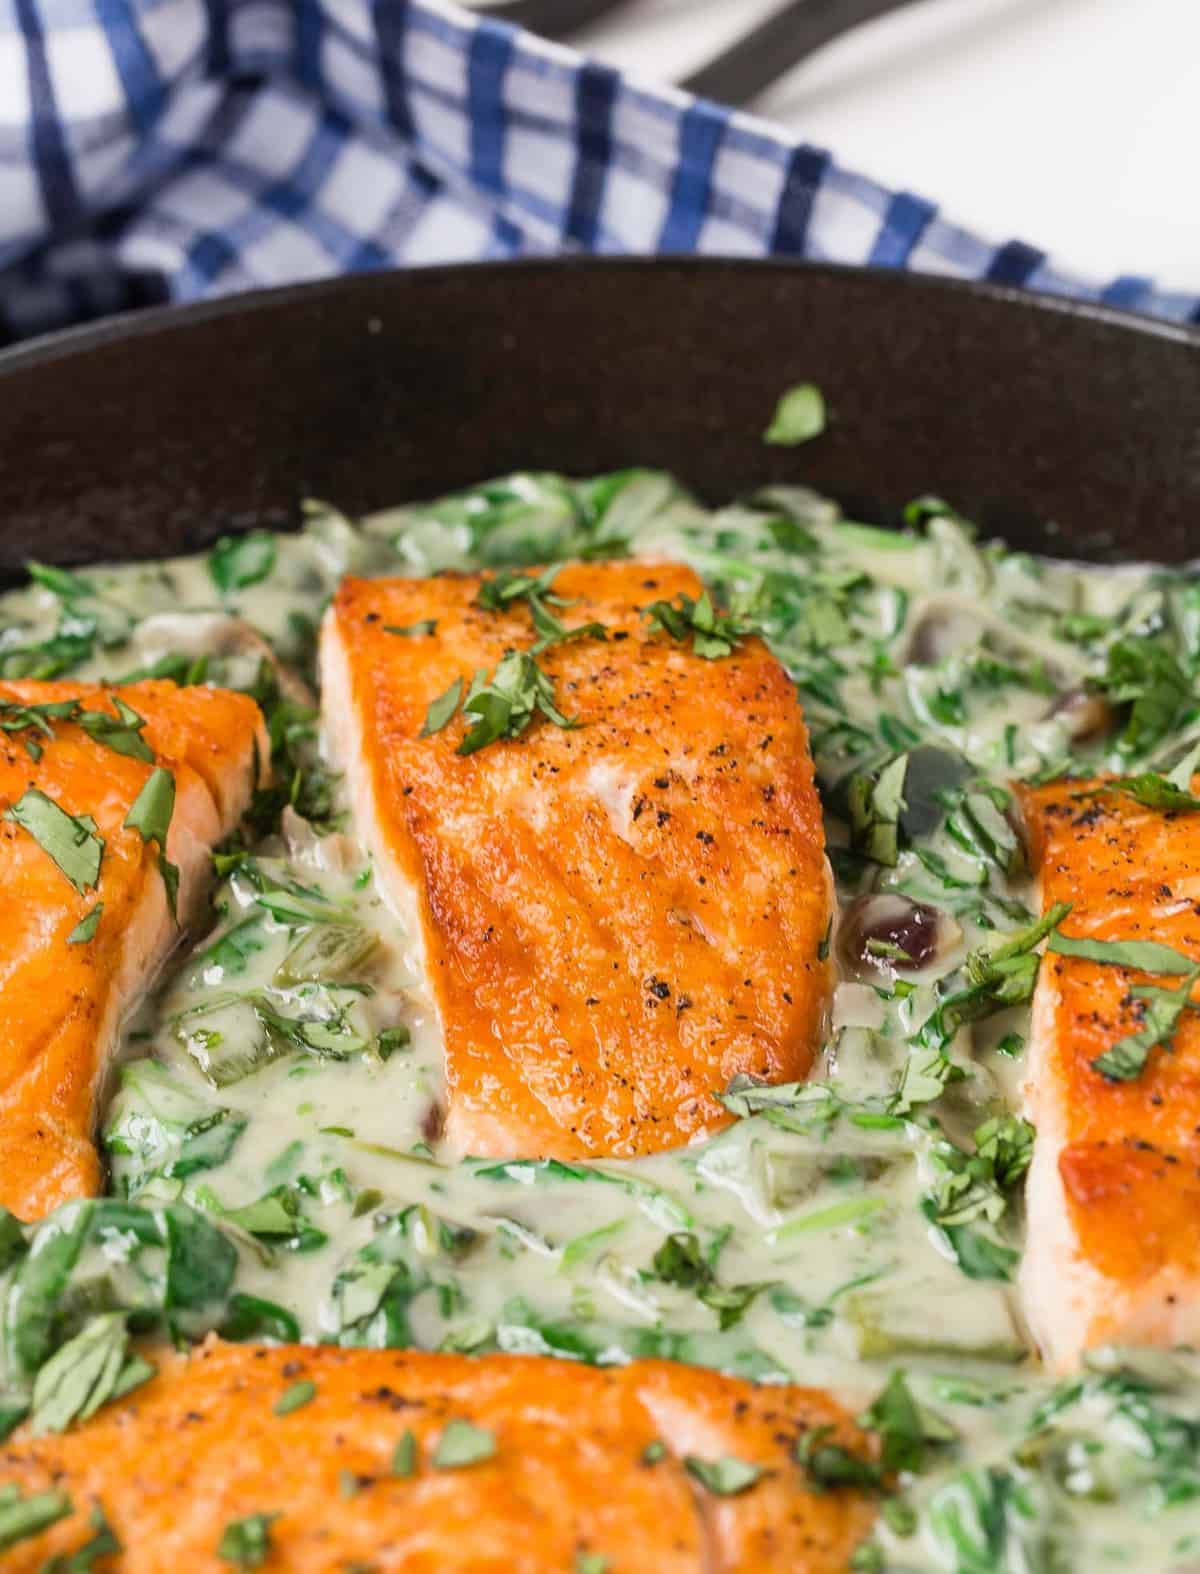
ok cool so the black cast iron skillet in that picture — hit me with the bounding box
[0,259,1197,573]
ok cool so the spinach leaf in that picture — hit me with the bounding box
[30,1313,153,1435]
[209,532,277,593]
[1090,638,1192,758]
[847,754,908,867]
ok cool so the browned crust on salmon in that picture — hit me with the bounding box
[320,562,832,1160]
[0,680,266,1221]
[1,1342,876,1572]
[1017,776,1200,1364]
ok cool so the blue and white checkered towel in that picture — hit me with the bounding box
[1,0,1196,345]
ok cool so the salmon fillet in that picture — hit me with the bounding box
[0,1342,876,1572]
[1017,777,1200,1367]
[320,562,832,1160]
[0,679,266,1221]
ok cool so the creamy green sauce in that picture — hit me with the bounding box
[3,472,1200,1570]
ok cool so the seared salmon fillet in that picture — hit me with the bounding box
[0,1342,876,1572]
[1017,777,1200,1367]
[0,680,266,1221]
[320,562,832,1159]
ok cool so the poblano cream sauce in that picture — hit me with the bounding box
[3,471,1200,1572]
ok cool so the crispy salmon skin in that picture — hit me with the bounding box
[320,561,832,1159]
[1018,776,1200,1366]
[1,1342,876,1572]
[0,680,265,1222]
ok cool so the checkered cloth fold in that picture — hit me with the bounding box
[1,0,1196,344]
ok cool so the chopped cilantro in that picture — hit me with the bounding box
[432,1418,496,1469]
[393,1428,419,1477]
[66,903,102,945]
[643,589,760,660]
[4,788,104,894]
[0,1486,73,1551]
[684,1453,763,1496]
[217,1512,277,1568]
[763,382,826,446]
[124,766,180,920]
[273,1379,316,1416]
[384,620,438,637]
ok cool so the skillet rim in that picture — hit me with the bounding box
[1,256,1196,379]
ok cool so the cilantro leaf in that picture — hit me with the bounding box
[124,767,180,921]
[432,1418,496,1468]
[0,1487,73,1552]
[457,651,578,756]
[1093,968,1200,1082]
[30,1313,153,1435]
[66,904,102,945]
[684,1454,763,1495]
[420,678,465,738]
[40,1505,120,1572]
[392,1428,419,1477]
[1090,639,1192,758]
[384,620,437,638]
[796,1426,883,1490]
[1047,932,1198,974]
[860,1370,955,1475]
[764,382,826,446]
[273,1379,316,1416]
[76,697,154,763]
[217,1512,277,1568]
[919,902,1071,1049]
[4,788,104,894]
[643,590,759,660]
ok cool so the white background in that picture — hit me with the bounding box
[571,0,1200,291]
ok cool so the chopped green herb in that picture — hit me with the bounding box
[641,1439,667,1464]
[209,532,278,593]
[217,1512,277,1568]
[764,382,826,446]
[40,1505,120,1572]
[4,788,104,894]
[575,1554,609,1574]
[0,1486,73,1551]
[860,1370,954,1475]
[420,678,465,738]
[432,1418,496,1469]
[684,1453,763,1496]
[273,1379,316,1415]
[457,651,578,755]
[796,1427,882,1490]
[124,766,179,920]
[66,903,102,944]
[1047,931,1198,975]
[384,620,437,637]
[77,696,153,763]
[847,754,908,867]
[30,1313,153,1435]
[1090,638,1192,758]
[643,589,759,660]
[1093,967,1200,1082]
[393,1428,419,1477]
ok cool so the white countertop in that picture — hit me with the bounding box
[573,0,1200,291]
